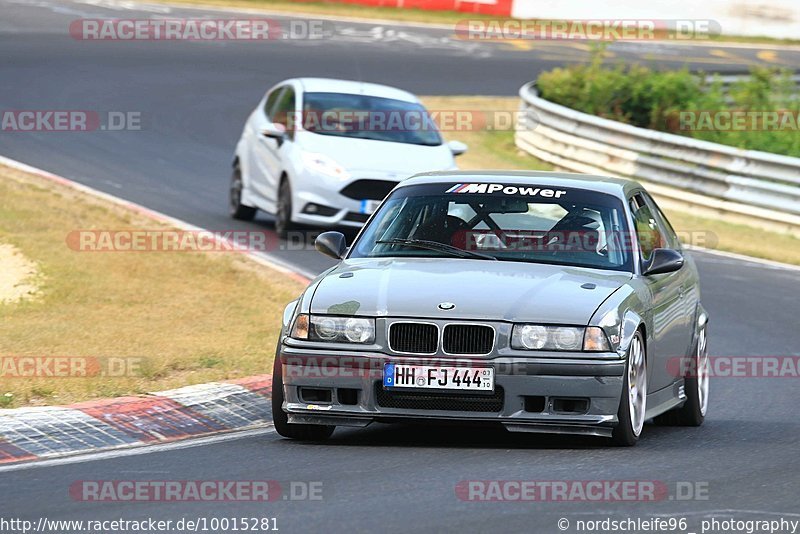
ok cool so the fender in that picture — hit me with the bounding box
[589,284,647,359]
[619,309,645,358]
[692,302,709,348]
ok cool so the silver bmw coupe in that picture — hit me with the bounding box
[271,171,709,446]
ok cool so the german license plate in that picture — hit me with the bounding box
[359,199,380,214]
[383,363,494,391]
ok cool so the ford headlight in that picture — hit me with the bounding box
[291,314,375,344]
[511,324,610,352]
[301,152,350,180]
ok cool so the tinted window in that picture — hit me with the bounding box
[629,193,668,262]
[299,92,442,146]
[642,192,681,250]
[263,87,284,120]
[272,87,295,128]
[350,183,633,272]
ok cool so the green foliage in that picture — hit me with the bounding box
[537,50,800,157]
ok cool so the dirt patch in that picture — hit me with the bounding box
[0,243,40,304]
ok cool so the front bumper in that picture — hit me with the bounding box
[290,171,398,228]
[279,346,625,438]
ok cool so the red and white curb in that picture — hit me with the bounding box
[0,375,273,465]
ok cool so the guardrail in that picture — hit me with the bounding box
[707,73,800,87]
[515,82,800,234]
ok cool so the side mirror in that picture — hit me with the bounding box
[315,231,347,260]
[643,248,684,276]
[447,140,468,156]
[261,122,286,139]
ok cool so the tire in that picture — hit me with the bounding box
[229,166,257,221]
[271,350,335,441]
[274,178,295,239]
[612,330,647,447]
[654,325,708,427]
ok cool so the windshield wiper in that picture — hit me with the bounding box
[375,238,497,261]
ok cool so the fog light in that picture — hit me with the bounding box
[302,203,338,216]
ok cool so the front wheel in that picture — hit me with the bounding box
[612,330,647,446]
[271,351,335,441]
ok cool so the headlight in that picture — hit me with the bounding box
[290,314,375,344]
[511,324,610,352]
[301,152,350,180]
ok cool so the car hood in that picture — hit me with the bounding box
[296,131,455,176]
[310,258,632,324]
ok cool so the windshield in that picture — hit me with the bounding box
[350,182,634,272]
[298,92,443,146]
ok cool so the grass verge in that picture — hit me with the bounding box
[0,165,304,408]
[426,96,800,266]
[421,96,551,172]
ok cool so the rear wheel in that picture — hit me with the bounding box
[274,178,295,239]
[654,325,708,426]
[612,330,647,446]
[271,351,335,441]
[229,166,257,221]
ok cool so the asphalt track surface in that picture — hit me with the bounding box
[1,1,799,532]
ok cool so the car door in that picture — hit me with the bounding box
[247,85,292,206]
[643,192,697,357]
[629,192,685,392]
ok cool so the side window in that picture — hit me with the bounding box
[629,193,667,262]
[263,87,284,120]
[642,192,681,251]
[272,87,295,129]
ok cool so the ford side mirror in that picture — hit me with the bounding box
[643,248,684,276]
[261,122,286,139]
[315,231,347,260]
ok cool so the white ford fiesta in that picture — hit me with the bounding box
[230,77,467,236]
